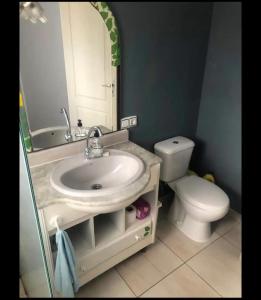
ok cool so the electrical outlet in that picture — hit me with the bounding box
[120,116,138,129]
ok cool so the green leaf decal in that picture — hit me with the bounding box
[101,2,107,9]
[100,11,108,20]
[106,18,112,31]
[145,226,150,231]
[95,2,120,66]
[113,57,120,66]
[144,232,149,237]
[111,43,117,54]
[110,31,116,42]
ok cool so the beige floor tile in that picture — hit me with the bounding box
[143,239,183,274]
[212,209,240,236]
[157,219,220,261]
[20,278,27,298]
[187,238,241,297]
[116,252,163,296]
[229,208,241,223]
[223,222,241,250]
[76,268,135,298]
[141,264,220,298]
[116,240,182,296]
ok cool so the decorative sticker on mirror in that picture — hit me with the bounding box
[91,2,120,67]
[20,93,32,152]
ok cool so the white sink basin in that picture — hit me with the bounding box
[50,149,144,198]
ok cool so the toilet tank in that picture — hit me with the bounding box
[154,136,195,183]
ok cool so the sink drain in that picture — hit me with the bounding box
[91,183,103,190]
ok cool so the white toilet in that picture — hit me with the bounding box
[154,136,229,243]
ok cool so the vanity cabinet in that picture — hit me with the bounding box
[38,163,161,295]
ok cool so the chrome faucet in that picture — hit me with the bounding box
[85,126,103,159]
[60,107,72,142]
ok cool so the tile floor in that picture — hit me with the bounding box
[76,208,241,298]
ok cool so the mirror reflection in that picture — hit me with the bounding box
[19,2,120,152]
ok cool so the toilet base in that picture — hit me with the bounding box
[168,196,212,243]
[175,215,211,243]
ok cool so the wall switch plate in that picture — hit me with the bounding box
[129,116,137,126]
[120,116,138,129]
[121,118,129,129]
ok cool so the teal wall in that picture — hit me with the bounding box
[109,2,213,151]
[191,3,241,212]
[110,2,241,212]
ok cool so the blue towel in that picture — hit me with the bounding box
[54,229,79,297]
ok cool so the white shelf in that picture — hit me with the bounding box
[49,190,159,265]
[66,223,93,257]
[125,215,152,233]
[49,219,94,261]
[94,212,124,248]
[94,217,121,248]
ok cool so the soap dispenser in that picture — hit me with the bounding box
[91,129,103,157]
[75,119,87,137]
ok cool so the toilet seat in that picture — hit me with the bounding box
[172,175,229,211]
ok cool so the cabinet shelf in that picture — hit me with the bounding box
[50,218,94,262]
[125,215,152,233]
[94,209,125,248]
[49,190,160,271]
[66,222,94,257]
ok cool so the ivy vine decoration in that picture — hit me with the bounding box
[91,2,120,67]
[144,226,151,237]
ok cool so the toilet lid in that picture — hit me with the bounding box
[174,176,229,210]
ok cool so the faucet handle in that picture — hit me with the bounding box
[94,127,103,137]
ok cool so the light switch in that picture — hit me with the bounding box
[121,118,129,129]
[129,116,137,126]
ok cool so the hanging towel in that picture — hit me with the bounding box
[54,229,79,297]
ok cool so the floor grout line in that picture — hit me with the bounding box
[81,214,241,298]
[118,216,241,297]
[140,240,183,275]
[220,235,241,251]
[114,266,138,297]
[219,221,241,236]
[185,262,223,297]
[156,223,223,264]
[181,234,222,263]
[115,246,185,298]
[138,262,186,297]
[156,235,185,262]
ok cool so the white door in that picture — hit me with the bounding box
[59,2,115,131]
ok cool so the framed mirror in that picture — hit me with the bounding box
[19,2,120,152]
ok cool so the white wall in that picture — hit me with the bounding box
[20,2,69,131]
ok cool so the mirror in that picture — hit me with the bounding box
[19,2,120,152]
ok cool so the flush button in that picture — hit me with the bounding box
[173,141,179,144]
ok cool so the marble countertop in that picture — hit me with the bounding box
[30,141,161,210]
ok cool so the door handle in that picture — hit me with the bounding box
[101,83,111,88]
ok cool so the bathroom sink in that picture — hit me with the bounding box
[50,149,145,198]
[31,126,68,150]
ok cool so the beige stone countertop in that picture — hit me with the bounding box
[30,141,162,209]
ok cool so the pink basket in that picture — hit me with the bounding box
[133,198,150,220]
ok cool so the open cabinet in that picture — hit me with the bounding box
[39,163,161,293]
